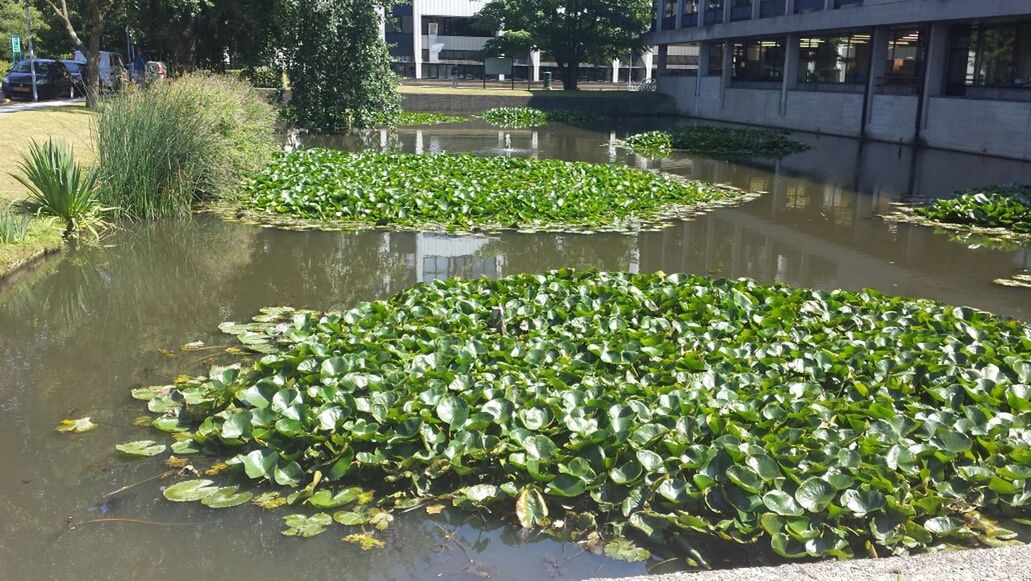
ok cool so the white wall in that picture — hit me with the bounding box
[922,97,1031,160]
[866,95,919,143]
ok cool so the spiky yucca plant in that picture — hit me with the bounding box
[10,139,106,238]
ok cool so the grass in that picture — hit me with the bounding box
[0,104,95,203]
[0,211,63,279]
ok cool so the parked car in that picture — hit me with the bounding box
[61,59,86,94]
[73,50,126,89]
[145,61,167,82]
[1,59,76,100]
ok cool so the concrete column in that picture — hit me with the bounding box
[721,39,733,108]
[824,0,834,10]
[612,59,621,83]
[864,25,889,134]
[656,0,664,31]
[657,45,668,77]
[698,42,711,79]
[412,3,422,79]
[780,34,799,115]
[644,48,655,80]
[917,22,950,138]
[531,50,541,82]
[697,0,706,25]
[675,0,684,28]
[723,0,732,22]
[752,0,761,20]
[785,0,795,15]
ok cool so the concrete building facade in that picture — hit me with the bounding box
[384,0,695,83]
[648,0,1031,161]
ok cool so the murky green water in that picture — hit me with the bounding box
[1,120,1029,580]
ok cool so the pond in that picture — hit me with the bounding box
[1,119,1029,580]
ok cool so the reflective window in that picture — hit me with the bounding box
[732,38,785,82]
[798,32,872,85]
[946,21,1031,93]
[884,28,924,87]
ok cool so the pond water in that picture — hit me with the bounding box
[1,119,1029,580]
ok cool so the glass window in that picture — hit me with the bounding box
[422,16,489,37]
[798,32,872,85]
[759,0,784,18]
[662,0,677,30]
[708,43,724,76]
[733,38,785,82]
[794,0,823,14]
[730,0,752,21]
[884,28,924,86]
[682,0,699,26]
[947,21,1031,93]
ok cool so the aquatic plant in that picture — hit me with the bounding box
[10,138,106,238]
[234,149,749,233]
[95,72,278,220]
[478,107,605,128]
[379,112,467,126]
[622,127,809,159]
[915,186,1031,235]
[0,208,31,244]
[123,270,1031,561]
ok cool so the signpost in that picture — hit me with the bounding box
[484,57,514,90]
[23,2,38,101]
[11,35,22,62]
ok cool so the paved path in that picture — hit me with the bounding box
[592,544,1031,581]
[0,98,84,114]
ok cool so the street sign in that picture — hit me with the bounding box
[484,57,512,76]
[11,35,21,61]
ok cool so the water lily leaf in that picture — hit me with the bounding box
[170,439,200,455]
[201,487,253,508]
[604,538,651,562]
[342,532,385,550]
[241,449,278,479]
[333,510,368,526]
[840,489,886,516]
[282,513,332,537]
[253,492,288,509]
[924,516,963,536]
[116,440,167,457]
[436,396,469,429]
[795,478,835,513]
[163,479,219,502]
[425,504,445,515]
[515,486,548,528]
[56,417,96,433]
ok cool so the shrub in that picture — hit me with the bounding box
[241,66,284,89]
[9,138,105,237]
[95,72,278,220]
[0,208,30,243]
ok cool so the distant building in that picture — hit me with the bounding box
[384,0,698,82]
[648,0,1031,161]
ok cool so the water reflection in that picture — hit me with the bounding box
[1,120,1030,580]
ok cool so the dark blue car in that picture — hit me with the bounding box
[2,59,76,101]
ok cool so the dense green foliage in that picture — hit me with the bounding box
[124,270,1031,560]
[95,73,277,220]
[241,66,285,89]
[623,127,810,159]
[915,186,1031,235]
[0,208,30,244]
[10,139,105,238]
[381,112,467,126]
[281,0,401,131]
[478,107,604,128]
[237,149,747,232]
[474,0,653,90]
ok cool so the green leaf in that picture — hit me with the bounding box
[795,478,835,513]
[163,479,219,502]
[56,417,97,433]
[515,486,548,528]
[115,440,167,457]
[763,490,804,517]
[840,489,886,516]
[241,449,278,479]
[201,487,253,508]
[604,538,651,562]
[281,513,332,537]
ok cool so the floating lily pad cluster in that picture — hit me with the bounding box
[622,127,809,159]
[379,112,467,127]
[915,186,1031,237]
[122,270,1031,560]
[233,149,749,233]
[477,107,604,129]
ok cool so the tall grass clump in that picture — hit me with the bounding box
[0,208,31,243]
[10,139,105,238]
[95,72,278,220]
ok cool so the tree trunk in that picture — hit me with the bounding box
[564,62,579,91]
[84,21,102,108]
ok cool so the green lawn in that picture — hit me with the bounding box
[0,104,95,203]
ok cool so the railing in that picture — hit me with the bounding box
[794,0,824,13]
[681,12,699,27]
[834,0,862,7]
[730,4,752,21]
[759,0,785,18]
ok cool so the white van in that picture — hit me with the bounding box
[73,50,125,89]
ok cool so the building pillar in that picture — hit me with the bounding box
[644,48,655,80]
[612,59,621,83]
[785,0,795,15]
[780,34,799,115]
[752,0,761,19]
[720,39,733,107]
[824,0,834,9]
[723,0,732,22]
[917,22,949,139]
[412,4,422,79]
[675,0,684,28]
[657,45,668,77]
[864,25,890,135]
[531,50,541,82]
[697,0,706,25]
[656,0,664,31]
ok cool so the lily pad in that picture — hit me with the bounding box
[56,417,96,433]
[115,440,167,457]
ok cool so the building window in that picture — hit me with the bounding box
[682,0,699,27]
[704,0,723,25]
[422,16,490,37]
[708,42,725,76]
[798,32,872,85]
[884,28,924,87]
[733,38,785,82]
[662,0,677,30]
[759,0,784,18]
[946,21,1031,96]
[730,0,752,21]
[794,0,823,14]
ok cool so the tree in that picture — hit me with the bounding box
[475,0,653,90]
[1,2,53,63]
[39,0,117,107]
[281,0,400,131]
